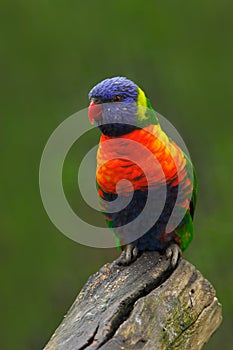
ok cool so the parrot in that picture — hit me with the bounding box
[88,77,197,266]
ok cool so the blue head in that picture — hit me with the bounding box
[88,77,156,136]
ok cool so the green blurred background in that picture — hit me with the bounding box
[1,1,232,349]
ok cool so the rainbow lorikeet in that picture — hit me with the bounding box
[88,77,197,266]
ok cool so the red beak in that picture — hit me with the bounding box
[88,101,103,124]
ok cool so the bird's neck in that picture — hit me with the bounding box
[99,124,161,148]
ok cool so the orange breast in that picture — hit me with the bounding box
[96,125,187,195]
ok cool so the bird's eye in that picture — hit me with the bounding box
[92,97,101,104]
[113,95,123,103]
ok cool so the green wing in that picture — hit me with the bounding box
[175,156,198,251]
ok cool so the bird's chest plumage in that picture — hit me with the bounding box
[96,125,186,195]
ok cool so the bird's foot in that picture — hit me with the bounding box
[166,243,182,268]
[116,243,140,266]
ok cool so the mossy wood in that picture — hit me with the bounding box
[44,252,222,350]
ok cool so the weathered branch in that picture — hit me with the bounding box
[44,252,222,350]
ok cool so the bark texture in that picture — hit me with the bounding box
[44,252,222,350]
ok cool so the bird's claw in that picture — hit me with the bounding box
[116,244,139,266]
[166,243,181,268]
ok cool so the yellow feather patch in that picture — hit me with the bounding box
[137,87,147,121]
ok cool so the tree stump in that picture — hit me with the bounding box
[43,252,222,350]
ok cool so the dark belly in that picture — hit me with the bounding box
[99,182,179,250]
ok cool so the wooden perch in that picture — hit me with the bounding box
[44,252,222,350]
